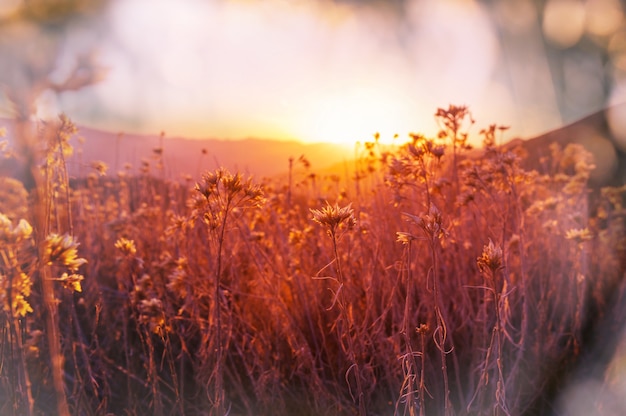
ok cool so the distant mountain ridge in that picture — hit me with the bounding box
[2,106,626,188]
[504,103,626,188]
[0,119,353,182]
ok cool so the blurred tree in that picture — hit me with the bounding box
[0,0,109,121]
[0,3,109,415]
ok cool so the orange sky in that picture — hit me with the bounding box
[3,0,626,146]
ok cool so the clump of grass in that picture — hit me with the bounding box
[190,168,264,415]
[1,105,625,416]
[310,202,365,415]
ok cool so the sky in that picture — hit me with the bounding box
[1,0,626,146]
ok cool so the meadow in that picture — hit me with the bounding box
[1,105,625,415]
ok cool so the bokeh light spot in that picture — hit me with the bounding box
[543,0,586,48]
[585,0,623,37]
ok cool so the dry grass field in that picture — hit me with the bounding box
[1,106,625,415]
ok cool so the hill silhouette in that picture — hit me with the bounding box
[0,120,353,182]
[504,103,626,188]
[2,105,626,189]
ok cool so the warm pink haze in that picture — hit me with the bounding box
[2,0,626,145]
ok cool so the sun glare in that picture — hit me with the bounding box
[296,89,417,147]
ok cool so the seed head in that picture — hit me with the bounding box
[477,239,503,274]
[310,202,356,236]
[402,203,446,240]
[417,323,430,335]
[396,231,417,244]
[2,272,33,317]
[115,238,137,257]
[565,227,593,244]
[44,233,87,271]
[91,160,108,176]
[58,272,84,292]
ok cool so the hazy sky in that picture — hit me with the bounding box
[2,0,626,145]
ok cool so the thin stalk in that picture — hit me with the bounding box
[23,122,70,416]
[212,196,231,416]
[418,325,427,416]
[430,239,451,416]
[401,240,420,416]
[330,231,366,416]
[490,271,508,416]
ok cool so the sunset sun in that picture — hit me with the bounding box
[297,88,417,146]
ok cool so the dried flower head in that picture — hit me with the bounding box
[1,272,33,317]
[288,228,305,246]
[0,213,14,242]
[310,202,356,236]
[115,238,137,257]
[402,203,446,241]
[58,272,84,292]
[396,231,417,244]
[477,239,503,273]
[13,219,33,243]
[44,233,88,271]
[0,177,29,221]
[417,323,430,335]
[167,267,188,299]
[91,160,108,176]
[137,297,168,335]
[565,227,593,244]
[193,168,265,211]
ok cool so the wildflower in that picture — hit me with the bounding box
[44,233,88,271]
[0,213,12,242]
[417,323,430,334]
[91,160,108,176]
[601,185,626,210]
[477,239,503,273]
[1,272,33,317]
[13,219,33,242]
[431,145,445,160]
[310,202,356,236]
[565,228,593,243]
[403,203,446,241]
[137,297,168,335]
[166,214,191,236]
[195,170,221,199]
[115,238,137,257]
[0,177,29,221]
[167,267,188,299]
[288,228,305,246]
[136,273,153,292]
[396,231,417,244]
[563,175,588,195]
[407,143,424,158]
[12,293,33,317]
[138,297,162,316]
[58,272,84,292]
